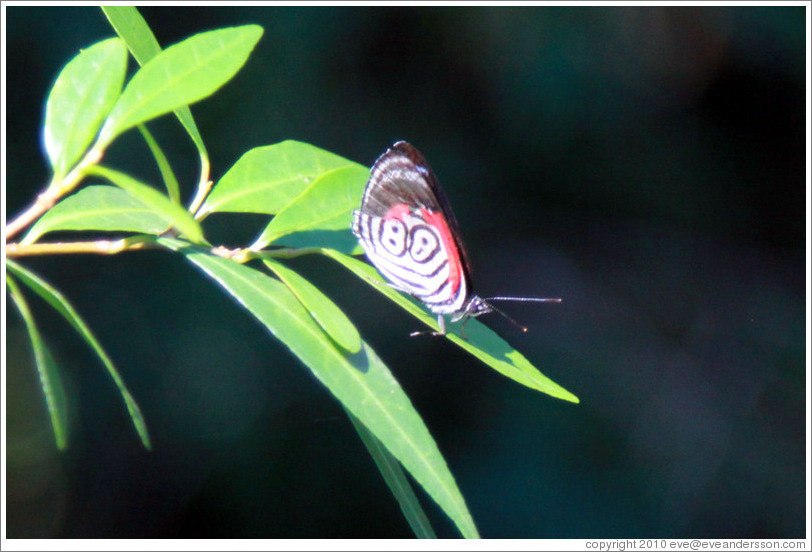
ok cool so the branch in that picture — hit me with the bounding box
[5,236,158,257]
[5,145,104,242]
[5,188,62,241]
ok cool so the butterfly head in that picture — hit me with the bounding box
[460,295,494,319]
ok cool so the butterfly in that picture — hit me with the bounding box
[352,141,560,337]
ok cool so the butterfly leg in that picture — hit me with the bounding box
[410,314,447,337]
[435,314,446,336]
[459,316,471,340]
[363,276,449,338]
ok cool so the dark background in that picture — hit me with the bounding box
[5,6,807,539]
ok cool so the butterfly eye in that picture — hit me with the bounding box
[409,226,439,263]
[379,219,407,255]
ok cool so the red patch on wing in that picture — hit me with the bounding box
[421,208,462,293]
[385,203,411,220]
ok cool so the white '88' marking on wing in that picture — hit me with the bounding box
[353,209,468,314]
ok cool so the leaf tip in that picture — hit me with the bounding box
[559,389,580,404]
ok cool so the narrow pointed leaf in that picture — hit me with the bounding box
[346,409,437,539]
[99,25,263,145]
[6,259,152,450]
[262,258,361,353]
[102,6,209,167]
[159,237,479,538]
[6,275,70,450]
[21,185,171,245]
[199,141,364,218]
[86,165,206,244]
[138,124,181,204]
[102,6,162,65]
[44,37,127,179]
[321,249,579,403]
[253,164,369,249]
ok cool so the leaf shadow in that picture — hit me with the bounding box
[342,340,371,374]
[273,228,362,254]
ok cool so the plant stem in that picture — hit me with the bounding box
[5,236,157,257]
[5,145,104,242]
[5,188,62,241]
[189,154,212,219]
[207,246,326,263]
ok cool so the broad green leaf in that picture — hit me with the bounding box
[86,166,206,245]
[102,6,210,170]
[159,237,478,538]
[6,259,151,450]
[321,249,579,403]
[21,185,171,245]
[99,25,263,145]
[138,124,181,204]
[346,409,437,539]
[262,258,361,353]
[44,37,127,180]
[198,141,364,218]
[253,165,369,249]
[6,274,69,450]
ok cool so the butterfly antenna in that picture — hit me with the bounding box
[485,296,562,303]
[483,296,562,333]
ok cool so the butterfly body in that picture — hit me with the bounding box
[352,141,559,336]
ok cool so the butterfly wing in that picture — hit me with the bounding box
[353,141,473,315]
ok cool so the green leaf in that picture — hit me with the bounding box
[253,164,369,249]
[346,409,437,539]
[99,25,263,145]
[262,258,361,353]
[101,6,162,66]
[102,6,209,166]
[321,249,580,403]
[138,124,181,204]
[198,141,364,218]
[6,259,152,450]
[21,185,171,245]
[43,37,127,180]
[6,274,70,450]
[86,165,206,245]
[272,228,364,256]
[159,237,479,538]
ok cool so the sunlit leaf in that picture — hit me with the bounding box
[43,37,127,180]
[102,6,210,169]
[102,5,162,65]
[21,185,170,244]
[199,140,364,218]
[138,124,181,204]
[159,237,479,538]
[86,166,206,245]
[253,164,368,249]
[320,249,579,403]
[99,25,263,145]
[262,258,361,353]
